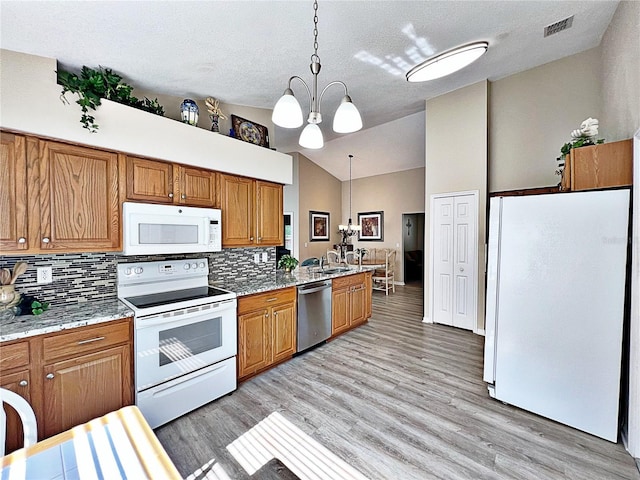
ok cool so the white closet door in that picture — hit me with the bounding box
[431,193,477,331]
[433,197,454,325]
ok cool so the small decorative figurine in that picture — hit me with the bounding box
[205,97,227,133]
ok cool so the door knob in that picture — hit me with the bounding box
[459,267,464,272]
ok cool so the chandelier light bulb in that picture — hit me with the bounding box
[272,88,304,128]
[299,123,324,149]
[333,95,363,133]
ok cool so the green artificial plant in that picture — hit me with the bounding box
[58,66,165,132]
[277,254,299,272]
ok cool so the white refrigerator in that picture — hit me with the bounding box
[483,189,630,442]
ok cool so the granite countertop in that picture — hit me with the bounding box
[219,265,377,297]
[0,266,376,342]
[0,299,133,343]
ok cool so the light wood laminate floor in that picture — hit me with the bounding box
[156,284,640,479]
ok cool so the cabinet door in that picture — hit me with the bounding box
[125,156,174,203]
[271,303,296,363]
[220,174,254,247]
[39,141,120,251]
[255,180,283,246]
[364,272,373,319]
[331,287,350,336]
[42,345,132,438]
[0,133,28,252]
[0,369,33,454]
[350,284,367,326]
[177,166,217,207]
[238,309,269,379]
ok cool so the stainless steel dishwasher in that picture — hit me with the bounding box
[297,280,332,352]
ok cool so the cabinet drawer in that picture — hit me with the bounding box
[0,341,30,371]
[43,319,131,362]
[332,273,364,290]
[238,287,296,315]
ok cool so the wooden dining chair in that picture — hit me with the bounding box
[1,387,37,456]
[372,249,396,295]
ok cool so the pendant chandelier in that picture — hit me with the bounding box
[339,154,361,239]
[272,0,363,149]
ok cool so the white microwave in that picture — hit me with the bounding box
[123,202,222,255]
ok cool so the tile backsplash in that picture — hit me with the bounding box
[0,247,275,306]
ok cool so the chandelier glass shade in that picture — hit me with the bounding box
[406,41,489,82]
[272,0,362,149]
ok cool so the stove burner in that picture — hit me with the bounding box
[125,286,232,309]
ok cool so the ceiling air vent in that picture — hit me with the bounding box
[544,15,574,37]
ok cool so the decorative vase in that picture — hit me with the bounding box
[180,99,199,126]
[0,285,21,311]
[210,114,220,133]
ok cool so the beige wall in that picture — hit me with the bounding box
[298,154,342,261]
[425,80,488,330]
[489,48,601,192]
[346,167,426,282]
[600,0,640,140]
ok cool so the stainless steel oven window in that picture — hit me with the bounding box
[158,317,222,366]
[139,223,199,244]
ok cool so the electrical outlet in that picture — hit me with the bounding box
[37,266,52,284]
[253,253,260,264]
[261,252,268,262]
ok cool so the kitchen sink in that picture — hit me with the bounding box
[322,267,351,274]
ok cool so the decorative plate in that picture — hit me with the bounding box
[231,115,269,148]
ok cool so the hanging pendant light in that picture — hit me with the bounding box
[339,154,361,240]
[272,0,363,149]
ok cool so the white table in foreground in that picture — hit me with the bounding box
[1,405,181,480]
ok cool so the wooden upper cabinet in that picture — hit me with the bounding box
[38,140,121,252]
[219,173,254,246]
[219,173,284,247]
[123,156,217,207]
[0,132,28,252]
[177,165,216,207]
[124,156,174,203]
[256,180,284,246]
[563,139,633,192]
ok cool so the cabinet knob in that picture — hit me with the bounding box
[258,237,262,241]
[18,237,26,244]
[19,380,28,387]
[250,237,254,241]
[46,373,54,380]
[181,193,187,199]
[264,312,269,318]
[42,237,50,243]
[168,193,174,198]
[274,311,278,317]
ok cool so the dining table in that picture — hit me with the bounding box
[1,405,181,480]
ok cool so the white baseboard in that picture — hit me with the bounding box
[474,328,486,336]
[422,317,432,324]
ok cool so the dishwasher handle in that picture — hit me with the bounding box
[298,281,332,295]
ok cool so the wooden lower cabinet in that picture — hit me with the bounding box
[43,344,132,437]
[331,273,371,337]
[238,287,296,380]
[0,318,133,454]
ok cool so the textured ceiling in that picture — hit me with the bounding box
[0,1,618,180]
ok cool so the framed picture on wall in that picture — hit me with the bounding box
[309,211,330,241]
[358,211,384,241]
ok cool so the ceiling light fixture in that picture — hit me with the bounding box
[272,0,363,149]
[339,154,361,242]
[406,41,489,82]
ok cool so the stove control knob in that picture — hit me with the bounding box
[125,267,132,275]
[135,267,143,274]
[199,262,205,269]
[191,263,198,269]
[184,264,191,270]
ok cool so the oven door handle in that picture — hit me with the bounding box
[137,305,236,329]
